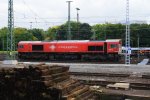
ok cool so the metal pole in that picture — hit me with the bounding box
[30,22,33,29]
[93,29,96,40]
[77,11,79,22]
[3,37,4,51]
[7,0,15,59]
[138,33,140,62]
[66,1,72,40]
[104,23,107,40]
[76,8,80,23]
[125,0,131,64]
[76,8,80,39]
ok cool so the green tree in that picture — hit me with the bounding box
[29,28,45,41]
[92,23,150,47]
[1,23,150,51]
[14,27,34,49]
[46,26,60,41]
[14,28,34,41]
[130,24,150,47]
[92,23,125,40]
[0,27,8,50]
[57,21,92,40]
[78,23,93,40]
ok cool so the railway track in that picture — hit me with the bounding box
[70,72,150,90]
[69,69,150,99]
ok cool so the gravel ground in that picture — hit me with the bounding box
[101,88,150,98]
[19,61,150,75]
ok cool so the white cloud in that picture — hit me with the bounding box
[0,0,150,29]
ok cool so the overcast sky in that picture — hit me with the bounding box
[0,0,150,29]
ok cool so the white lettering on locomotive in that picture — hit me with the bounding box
[58,46,78,49]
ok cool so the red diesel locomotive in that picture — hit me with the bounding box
[18,39,122,61]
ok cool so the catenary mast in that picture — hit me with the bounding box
[125,0,131,64]
[66,1,72,40]
[7,0,15,59]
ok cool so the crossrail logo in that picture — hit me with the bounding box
[50,45,56,51]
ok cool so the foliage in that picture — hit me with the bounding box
[14,27,34,41]
[0,27,8,50]
[28,28,45,41]
[92,23,125,40]
[57,21,93,40]
[79,23,93,40]
[14,28,34,49]
[46,26,60,41]
[92,23,150,47]
[0,23,150,51]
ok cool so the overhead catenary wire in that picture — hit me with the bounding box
[1,0,150,30]
[11,21,150,31]
[12,13,150,20]
[13,1,150,29]
[13,2,150,30]
[19,0,49,28]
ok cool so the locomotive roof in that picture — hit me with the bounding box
[19,40,89,42]
[19,39,122,44]
[56,40,90,43]
[19,40,107,43]
[19,41,43,43]
[106,39,121,42]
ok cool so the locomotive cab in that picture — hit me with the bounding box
[106,39,122,54]
[105,39,122,61]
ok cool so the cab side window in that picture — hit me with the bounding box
[19,45,24,48]
[110,44,118,48]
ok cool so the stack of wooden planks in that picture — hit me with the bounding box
[0,64,96,100]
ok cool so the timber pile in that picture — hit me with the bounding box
[142,73,150,79]
[0,64,96,100]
